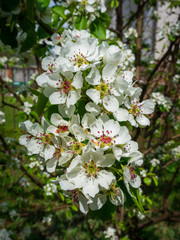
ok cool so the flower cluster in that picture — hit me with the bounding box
[124,27,138,38]
[19,29,155,214]
[151,92,172,111]
[23,102,33,115]
[63,0,106,16]
[0,111,6,124]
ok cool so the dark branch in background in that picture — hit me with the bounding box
[144,133,180,155]
[163,164,180,209]
[116,0,123,39]
[121,0,148,31]
[135,0,144,82]
[0,134,63,201]
[140,37,180,101]
[35,17,54,35]
[0,76,23,104]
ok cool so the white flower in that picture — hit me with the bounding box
[140,169,147,178]
[9,209,19,220]
[19,120,58,161]
[64,151,116,198]
[0,111,6,124]
[43,183,57,196]
[150,158,160,167]
[0,229,12,240]
[89,118,131,151]
[124,27,138,38]
[42,215,52,225]
[23,102,32,115]
[172,146,180,161]
[124,90,155,127]
[19,177,30,188]
[0,56,8,65]
[104,227,118,240]
[123,165,141,196]
[43,71,82,107]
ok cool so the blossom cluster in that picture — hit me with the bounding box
[0,111,6,124]
[151,92,172,111]
[19,29,155,213]
[124,27,138,38]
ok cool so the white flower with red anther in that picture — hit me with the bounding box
[42,56,60,75]
[89,118,131,151]
[123,165,141,194]
[57,37,101,72]
[51,33,63,45]
[65,150,115,198]
[19,120,58,161]
[42,71,83,107]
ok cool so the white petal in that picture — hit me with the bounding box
[66,90,80,108]
[97,170,115,190]
[43,87,55,98]
[72,71,83,89]
[110,188,125,206]
[103,95,119,112]
[86,89,101,104]
[82,179,99,198]
[46,158,57,173]
[50,113,63,126]
[102,63,117,83]
[71,124,86,142]
[81,113,96,129]
[104,119,120,138]
[136,114,150,127]
[36,73,49,87]
[49,91,66,105]
[78,194,89,214]
[113,108,129,122]
[130,175,141,188]
[115,126,131,145]
[101,154,115,167]
[44,145,55,161]
[141,99,155,114]
[89,194,107,210]
[85,67,101,85]
[85,102,101,116]
[113,147,122,161]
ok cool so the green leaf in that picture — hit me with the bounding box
[36,0,50,12]
[0,23,18,48]
[75,15,87,30]
[89,199,117,221]
[99,12,111,26]
[52,6,66,19]
[71,205,78,212]
[29,88,40,96]
[1,0,20,11]
[152,176,158,186]
[27,0,35,22]
[21,29,37,52]
[36,92,48,116]
[131,188,145,213]
[90,19,106,39]
[75,99,87,120]
[144,177,152,186]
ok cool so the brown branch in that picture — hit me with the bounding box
[144,134,180,155]
[163,164,180,209]
[121,0,148,31]
[116,0,123,39]
[138,211,180,230]
[135,0,144,82]
[140,37,180,101]
[0,76,23,104]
